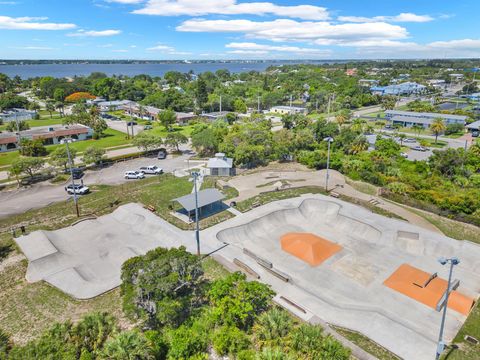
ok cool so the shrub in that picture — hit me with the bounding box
[212,326,250,356]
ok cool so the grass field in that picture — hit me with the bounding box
[332,326,401,360]
[0,129,132,168]
[443,302,480,360]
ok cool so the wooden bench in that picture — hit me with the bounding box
[146,205,156,212]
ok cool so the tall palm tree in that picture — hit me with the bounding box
[100,330,154,360]
[55,101,64,117]
[411,124,423,136]
[430,117,446,144]
[46,100,55,118]
[398,133,407,146]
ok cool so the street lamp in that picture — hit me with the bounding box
[323,136,334,192]
[191,171,201,256]
[435,256,460,360]
[65,138,80,217]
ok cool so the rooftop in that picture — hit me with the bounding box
[207,153,233,169]
[174,188,225,212]
[386,110,468,121]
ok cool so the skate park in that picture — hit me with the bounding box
[211,195,480,360]
[14,194,480,359]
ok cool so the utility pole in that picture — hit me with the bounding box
[192,171,201,256]
[257,95,260,112]
[14,112,21,151]
[289,94,293,113]
[66,139,80,217]
[219,95,222,113]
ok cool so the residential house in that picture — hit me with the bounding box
[0,108,36,122]
[0,124,93,152]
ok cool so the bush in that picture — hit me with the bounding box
[65,92,95,103]
[212,326,250,356]
[167,323,208,359]
[445,123,464,135]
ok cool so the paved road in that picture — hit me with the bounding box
[0,152,194,219]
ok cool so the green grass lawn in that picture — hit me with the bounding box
[442,302,480,360]
[332,326,401,360]
[236,186,327,212]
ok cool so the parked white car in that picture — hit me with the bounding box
[403,138,416,143]
[139,166,163,175]
[65,184,90,195]
[124,171,145,179]
[400,152,408,158]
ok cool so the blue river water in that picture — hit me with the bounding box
[0,61,337,79]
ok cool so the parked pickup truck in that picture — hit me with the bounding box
[65,184,90,195]
[139,166,163,175]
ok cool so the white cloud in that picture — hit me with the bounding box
[428,38,480,50]
[0,15,76,30]
[338,13,434,23]
[132,0,329,20]
[226,42,331,55]
[146,43,191,55]
[11,46,54,50]
[106,0,144,3]
[98,44,114,47]
[177,19,408,44]
[67,29,121,37]
[112,49,129,52]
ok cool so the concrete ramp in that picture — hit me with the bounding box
[16,203,190,299]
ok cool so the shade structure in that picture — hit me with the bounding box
[383,263,475,316]
[280,232,342,266]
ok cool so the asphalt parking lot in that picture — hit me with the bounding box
[0,152,194,219]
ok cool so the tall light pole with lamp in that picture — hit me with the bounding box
[323,136,334,192]
[435,256,460,360]
[191,171,201,256]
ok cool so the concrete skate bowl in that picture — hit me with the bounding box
[15,203,182,299]
[217,198,383,252]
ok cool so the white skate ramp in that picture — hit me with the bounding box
[15,203,190,299]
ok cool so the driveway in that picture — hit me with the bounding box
[0,152,193,219]
[106,119,143,136]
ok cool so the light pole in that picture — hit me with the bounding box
[435,257,460,360]
[324,136,334,192]
[65,138,80,217]
[191,171,201,256]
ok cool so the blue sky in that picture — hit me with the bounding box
[0,0,479,59]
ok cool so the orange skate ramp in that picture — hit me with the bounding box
[280,232,342,266]
[383,264,474,316]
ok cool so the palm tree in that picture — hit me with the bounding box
[411,124,423,136]
[346,136,369,155]
[335,114,347,127]
[46,100,55,118]
[55,101,64,117]
[398,133,407,146]
[430,117,446,144]
[71,312,117,354]
[253,308,293,348]
[100,330,154,360]
[350,118,366,133]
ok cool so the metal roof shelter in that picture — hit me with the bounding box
[173,188,225,213]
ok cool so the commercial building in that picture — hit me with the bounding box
[270,106,307,115]
[385,110,467,128]
[0,124,93,152]
[370,82,426,96]
[207,153,234,176]
[0,108,36,122]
